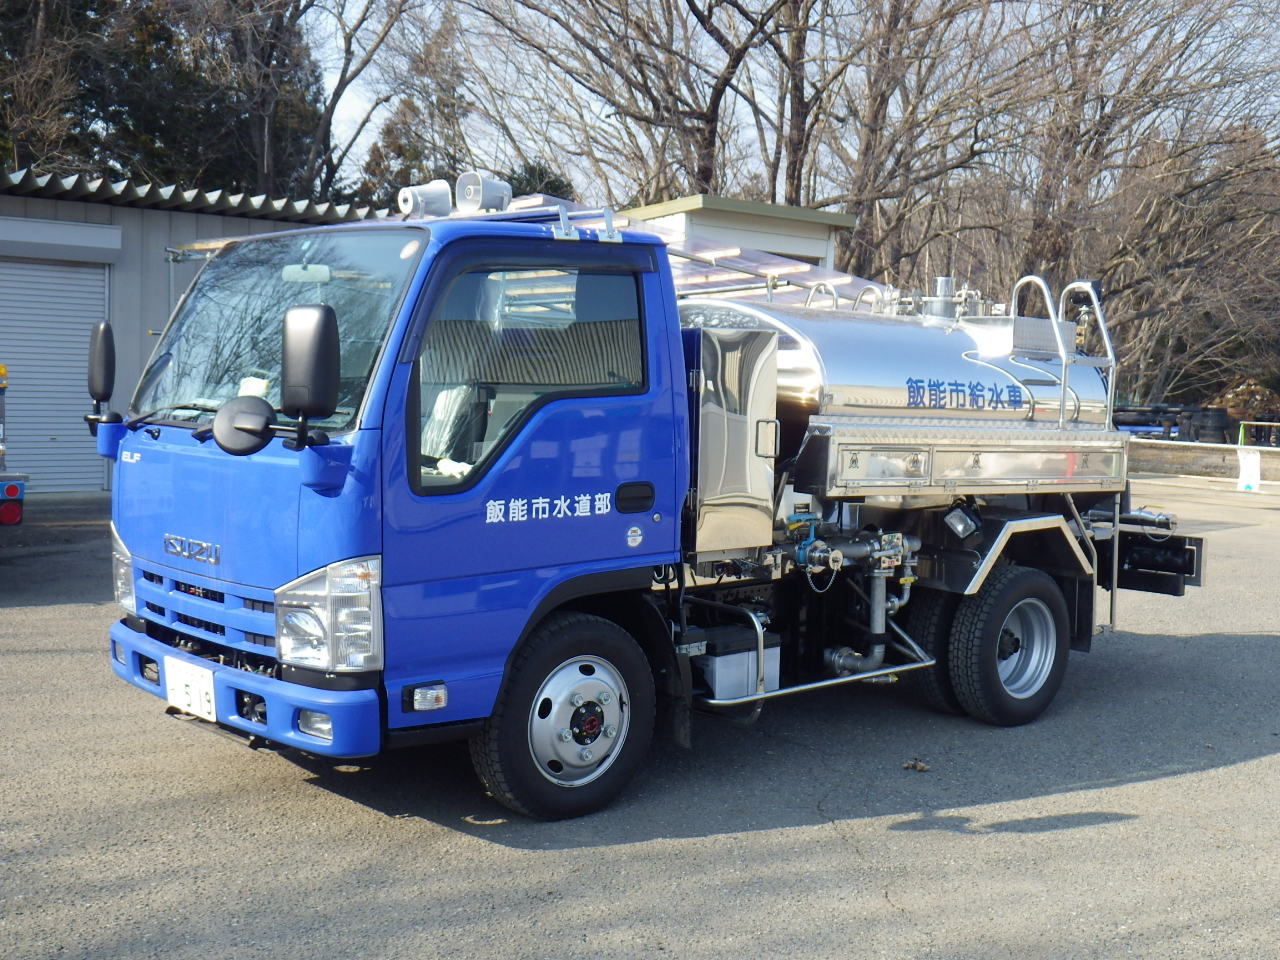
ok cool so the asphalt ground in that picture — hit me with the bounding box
[1,477,1277,960]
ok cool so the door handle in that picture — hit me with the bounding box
[615,481,655,513]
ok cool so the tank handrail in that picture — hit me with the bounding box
[1057,281,1117,424]
[1010,275,1060,325]
[1011,275,1070,427]
[851,284,884,312]
[805,281,840,309]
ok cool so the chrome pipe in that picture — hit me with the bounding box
[869,572,888,636]
[696,657,935,707]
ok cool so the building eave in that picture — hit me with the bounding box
[0,169,389,224]
[624,194,856,230]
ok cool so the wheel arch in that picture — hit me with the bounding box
[918,514,1093,597]
[499,567,688,747]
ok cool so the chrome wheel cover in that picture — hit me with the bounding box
[527,655,631,787]
[996,597,1057,699]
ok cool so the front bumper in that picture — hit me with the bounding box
[109,618,382,757]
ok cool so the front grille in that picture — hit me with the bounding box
[175,612,226,636]
[145,620,279,677]
[136,563,274,656]
[175,580,225,603]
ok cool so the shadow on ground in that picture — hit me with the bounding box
[284,629,1280,849]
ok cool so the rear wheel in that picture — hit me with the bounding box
[900,587,962,714]
[469,612,655,819]
[948,565,1069,726]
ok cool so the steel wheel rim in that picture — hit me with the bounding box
[996,598,1056,699]
[527,655,631,787]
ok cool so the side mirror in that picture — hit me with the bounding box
[281,304,339,421]
[85,321,122,437]
[88,321,116,403]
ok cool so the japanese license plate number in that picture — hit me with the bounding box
[164,656,216,721]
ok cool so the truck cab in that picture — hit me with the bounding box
[97,215,685,809]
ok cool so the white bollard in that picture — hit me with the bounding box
[1237,446,1261,491]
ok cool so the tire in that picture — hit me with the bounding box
[948,565,1069,726]
[899,587,962,715]
[469,612,656,819]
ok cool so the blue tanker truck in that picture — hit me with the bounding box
[87,176,1202,818]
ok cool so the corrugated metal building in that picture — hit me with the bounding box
[0,170,382,492]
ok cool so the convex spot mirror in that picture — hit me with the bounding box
[212,395,278,456]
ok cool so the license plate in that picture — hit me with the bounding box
[164,656,217,722]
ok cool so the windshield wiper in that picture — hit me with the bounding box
[126,403,221,430]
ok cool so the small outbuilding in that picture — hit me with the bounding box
[623,194,854,269]
[0,170,378,492]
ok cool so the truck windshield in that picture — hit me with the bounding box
[131,227,427,431]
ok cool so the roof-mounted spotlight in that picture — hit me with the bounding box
[455,171,512,214]
[397,179,452,217]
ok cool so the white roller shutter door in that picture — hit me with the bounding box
[0,258,108,492]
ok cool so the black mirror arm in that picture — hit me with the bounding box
[288,414,309,451]
[279,416,330,450]
[84,401,123,437]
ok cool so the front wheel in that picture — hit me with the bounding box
[948,565,1069,726]
[470,612,655,819]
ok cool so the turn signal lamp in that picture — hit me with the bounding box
[405,683,448,712]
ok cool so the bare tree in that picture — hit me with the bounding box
[1097,134,1280,402]
[301,0,419,194]
[1,0,88,171]
[1007,0,1274,282]
[348,0,1280,403]
[811,1,1046,283]
[953,0,1280,400]
[175,0,416,197]
[448,0,789,200]
[356,5,474,204]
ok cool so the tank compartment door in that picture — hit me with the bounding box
[795,422,1128,499]
[682,328,778,554]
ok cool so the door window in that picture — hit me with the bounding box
[412,267,645,491]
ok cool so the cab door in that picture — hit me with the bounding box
[379,236,687,729]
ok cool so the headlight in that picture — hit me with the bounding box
[111,523,136,615]
[275,556,382,672]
